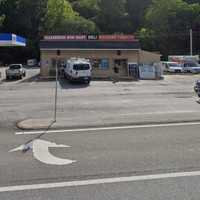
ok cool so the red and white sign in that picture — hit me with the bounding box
[66,35,87,40]
[44,35,136,42]
[99,35,136,41]
[44,35,87,41]
[44,35,67,40]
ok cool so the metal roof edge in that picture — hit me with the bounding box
[40,48,141,51]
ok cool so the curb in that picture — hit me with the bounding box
[16,119,200,131]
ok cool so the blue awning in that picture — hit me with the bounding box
[0,33,26,47]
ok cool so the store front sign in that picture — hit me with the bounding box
[44,35,136,42]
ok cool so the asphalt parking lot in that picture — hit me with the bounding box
[1,67,200,129]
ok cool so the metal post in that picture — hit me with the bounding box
[54,59,58,122]
[190,29,193,56]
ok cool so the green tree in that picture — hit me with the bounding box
[0,0,47,37]
[0,14,5,27]
[126,0,152,32]
[184,0,200,3]
[50,16,98,34]
[44,0,77,32]
[69,0,99,19]
[95,0,131,33]
[140,0,200,56]
[0,0,47,61]
[44,0,97,34]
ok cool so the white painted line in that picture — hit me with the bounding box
[1,170,200,193]
[16,121,200,135]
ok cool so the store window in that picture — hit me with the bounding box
[100,58,109,70]
[92,58,109,70]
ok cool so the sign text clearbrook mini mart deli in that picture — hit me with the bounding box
[44,35,137,41]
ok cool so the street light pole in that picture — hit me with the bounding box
[53,50,60,123]
[54,59,58,123]
[190,29,193,56]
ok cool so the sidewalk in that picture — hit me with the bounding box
[17,111,200,130]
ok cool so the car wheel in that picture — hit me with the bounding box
[6,76,9,80]
[85,80,90,84]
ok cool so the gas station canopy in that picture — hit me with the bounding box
[0,33,26,47]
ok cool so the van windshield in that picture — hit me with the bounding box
[9,65,21,69]
[168,63,180,67]
[73,64,90,71]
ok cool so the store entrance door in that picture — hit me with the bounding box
[128,63,139,79]
[50,59,66,77]
[114,59,128,76]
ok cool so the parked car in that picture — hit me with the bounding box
[63,58,92,84]
[6,64,26,80]
[27,59,38,67]
[194,80,200,97]
[182,62,200,73]
[162,62,183,73]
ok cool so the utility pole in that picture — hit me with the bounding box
[190,29,193,56]
[54,50,60,123]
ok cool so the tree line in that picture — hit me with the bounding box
[0,0,200,63]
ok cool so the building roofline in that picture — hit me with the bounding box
[40,48,141,51]
[40,40,141,51]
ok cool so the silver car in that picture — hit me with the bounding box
[6,64,26,80]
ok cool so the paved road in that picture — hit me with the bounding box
[1,124,200,199]
[1,70,200,199]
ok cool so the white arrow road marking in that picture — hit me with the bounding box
[9,144,28,152]
[10,139,76,166]
[33,139,76,165]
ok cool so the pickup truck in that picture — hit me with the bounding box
[6,64,26,80]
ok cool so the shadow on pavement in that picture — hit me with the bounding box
[59,78,89,89]
[1,77,20,83]
[164,72,200,76]
[19,73,41,83]
[23,65,40,69]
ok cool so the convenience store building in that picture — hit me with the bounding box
[40,35,161,79]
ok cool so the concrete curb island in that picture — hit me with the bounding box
[17,112,200,131]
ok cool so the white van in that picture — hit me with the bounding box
[161,62,183,73]
[182,62,200,73]
[63,58,92,84]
